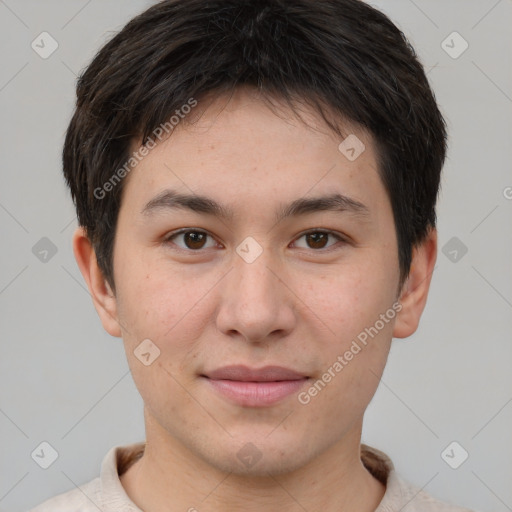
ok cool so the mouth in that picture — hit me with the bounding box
[200,365,310,407]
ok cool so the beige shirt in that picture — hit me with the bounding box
[28,442,474,511]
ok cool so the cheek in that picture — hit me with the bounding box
[118,275,180,340]
[294,259,397,405]
[116,267,210,418]
[299,263,397,346]
[116,262,219,365]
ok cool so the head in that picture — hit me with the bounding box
[69,0,445,476]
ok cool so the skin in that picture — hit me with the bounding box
[73,87,437,512]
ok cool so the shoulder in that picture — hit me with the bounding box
[361,444,477,512]
[381,471,476,512]
[27,477,101,512]
[26,442,145,512]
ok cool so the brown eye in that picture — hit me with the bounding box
[293,230,345,251]
[305,232,329,249]
[182,231,207,250]
[165,230,217,251]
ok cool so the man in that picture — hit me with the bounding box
[30,0,474,510]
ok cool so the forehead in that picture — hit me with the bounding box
[121,89,387,218]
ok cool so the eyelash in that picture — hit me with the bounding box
[163,228,348,253]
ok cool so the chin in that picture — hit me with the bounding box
[213,450,309,478]
[196,435,314,478]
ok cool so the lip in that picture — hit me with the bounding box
[205,365,307,382]
[201,365,309,407]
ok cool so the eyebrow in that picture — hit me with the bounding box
[141,189,370,223]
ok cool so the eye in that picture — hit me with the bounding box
[292,230,346,250]
[164,228,347,252]
[164,229,219,251]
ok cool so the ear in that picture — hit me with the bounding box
[72,227,122,338]
[393,227,437,339]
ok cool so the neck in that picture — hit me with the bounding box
[121,414,386,512]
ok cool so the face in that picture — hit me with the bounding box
[108,89,403,475]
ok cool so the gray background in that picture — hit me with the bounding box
[0,1,510,510]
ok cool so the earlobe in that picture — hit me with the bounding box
[72,227,122,338]
[392,228,437,339]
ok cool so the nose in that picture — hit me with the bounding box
[215,246,296,344]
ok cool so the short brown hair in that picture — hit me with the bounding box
[63,0,447,292]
